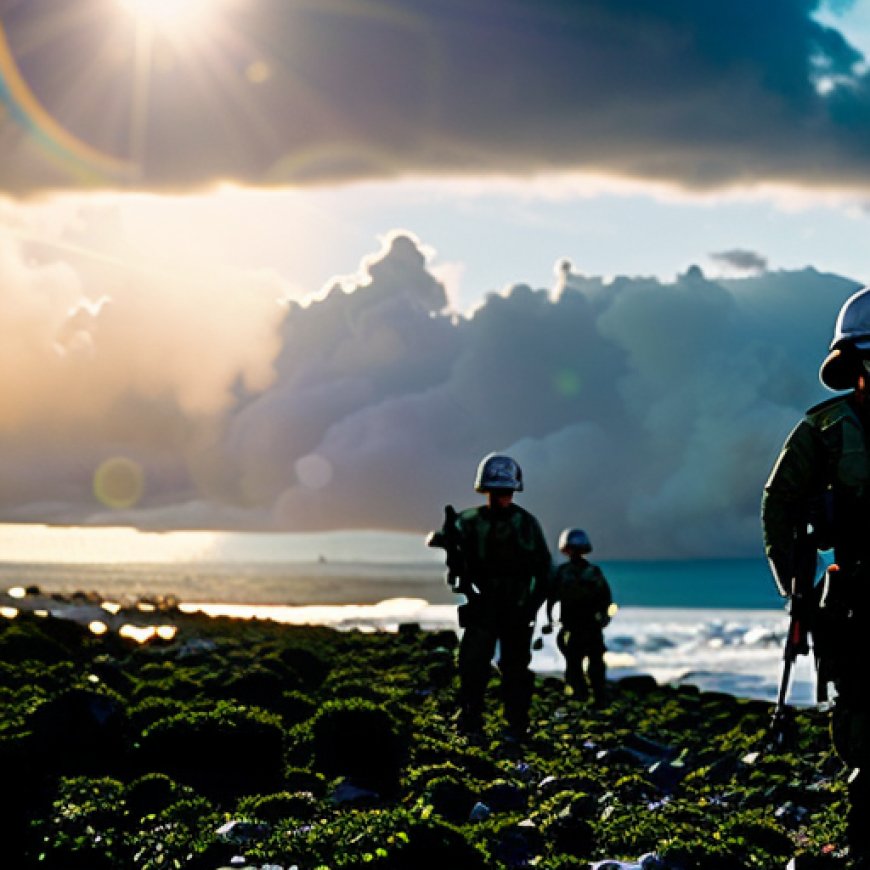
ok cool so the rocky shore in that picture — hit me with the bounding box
[0,588,849,869]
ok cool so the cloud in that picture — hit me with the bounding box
[3,0,870,194]
[0,202,287,521]
[709,248,769,273]
[237,245,859,558]
[0,218,862,557]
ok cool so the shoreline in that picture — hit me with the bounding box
[1,585,804,706]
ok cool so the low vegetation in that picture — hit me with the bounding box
[0,608,848,868]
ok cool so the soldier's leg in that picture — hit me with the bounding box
[558,627,585,698]
[586,631,607,703]
[457,623,497,730]
[570,639,591,700]
[498,621,535,730]
[831,687,870,863]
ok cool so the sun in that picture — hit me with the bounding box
[118,0,215,32]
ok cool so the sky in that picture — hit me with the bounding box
[2,0,870,559]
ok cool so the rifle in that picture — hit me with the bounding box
[768,523,820,749]
[426,505,471,595]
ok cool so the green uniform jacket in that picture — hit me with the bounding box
[455,503,552,614]
[762,392,870,597]
[548,560,612,628]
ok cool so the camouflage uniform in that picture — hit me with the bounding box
[762,393,870,862]
[548,558,612,702]
[453,502,551,732]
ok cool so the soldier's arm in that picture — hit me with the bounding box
[761,419,825,597]
[597,569,613,612]
[545,565,560,623]
[589,565,613,621]
[528,514,553,609]
[452,509,482,593]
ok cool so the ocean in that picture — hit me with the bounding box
[0,524,809,705]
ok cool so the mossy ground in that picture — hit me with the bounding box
[0,609,849,869]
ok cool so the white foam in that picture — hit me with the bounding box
[178,600,809,704]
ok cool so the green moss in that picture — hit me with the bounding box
[11,610,848,869]
[307,698,408,793]
[137,701,285,798]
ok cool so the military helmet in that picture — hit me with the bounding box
[474,453,524,492]
[820,286,870,390]
[558,528,592,554]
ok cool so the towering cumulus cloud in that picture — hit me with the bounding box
[0,227,859,558]
[1,0,870,194]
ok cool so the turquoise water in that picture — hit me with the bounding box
[600,558,782,610]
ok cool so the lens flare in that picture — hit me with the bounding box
[93,457,146,510]
[0,21,136,184]
[295,454,334,490]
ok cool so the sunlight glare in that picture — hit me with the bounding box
[119,624,157,643]
[118,0,214,31]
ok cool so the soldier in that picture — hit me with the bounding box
[436,453,551,738]
[545,528,613,705]
[762,286,870,869]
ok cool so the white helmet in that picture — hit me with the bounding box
[558,528,592,554]
[820,286,870,390]
[474,453,523,492]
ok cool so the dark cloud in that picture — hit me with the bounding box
[1,226,859,558]
[208,242,861,558]
[710,249,769,273]
[1,0,870,192]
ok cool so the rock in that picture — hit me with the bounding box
[215,820,271,844]
[699,690,738,709]
[328,780,381,806]
[542,813,594,858]
[311,698,406,792]
[514,761,537,782]
[492,823,544,868]
[469,801,491,821]
[775,801,810,828]
[624,734,679,762]
[176,638,218,658]
[700,754,742,785]
[592,861,643,869]
[422,777,475,823]
[648,756,691,792]
[482,779,526,812]
[28,687,127,770]
[617,674,659,694]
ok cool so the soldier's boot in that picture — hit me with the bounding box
[456,706,484,737]
[502,671,533,739]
